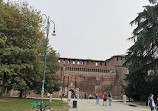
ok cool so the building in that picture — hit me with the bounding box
[56,55,128,99]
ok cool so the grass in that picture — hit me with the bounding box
[0,97,69,111]
[116,100,146,106]
[128,101,146,106]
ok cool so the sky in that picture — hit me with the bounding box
[6,0,150,60]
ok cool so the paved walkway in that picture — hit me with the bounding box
[64,99,150,111]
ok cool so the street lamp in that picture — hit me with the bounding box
[39,14,56,111]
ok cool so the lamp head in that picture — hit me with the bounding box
[52,30,56,36]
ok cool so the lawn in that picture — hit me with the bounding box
[128,101,146,106]
[0,98,69,111]
[116,100,146,106]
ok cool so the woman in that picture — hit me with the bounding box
[148,93,155,111]
[96,93,99,104]
[102,92,108,106]
[108,94,112,106]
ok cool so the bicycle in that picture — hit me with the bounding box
[31,101,52,111]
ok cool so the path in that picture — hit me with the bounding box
[64,99,150,111]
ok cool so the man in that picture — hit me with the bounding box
[103,92,108,106]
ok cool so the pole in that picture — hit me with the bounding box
[40,16,50,111]
[60,67,63,100]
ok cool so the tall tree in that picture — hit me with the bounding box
[124,1,158,100]
[0,1,60,97]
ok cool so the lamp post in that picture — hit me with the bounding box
[62,66,65,100]
[39,14,56,111]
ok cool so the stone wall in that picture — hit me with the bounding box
[56,55,128,99]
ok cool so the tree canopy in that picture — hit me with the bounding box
[0,1,60,97]
[124,0,158,101]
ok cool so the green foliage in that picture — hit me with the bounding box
[149,0,158,4]
[0,1,60,97]
[0,98,69,111]
[124,1,158,101]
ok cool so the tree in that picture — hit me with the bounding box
[149,0,157,4]
[33,48,61,94]
[0,1,60,97]
[124,1,158,100]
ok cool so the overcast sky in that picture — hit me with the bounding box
[7,0,150,60]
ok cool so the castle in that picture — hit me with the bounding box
[56,55,128,99]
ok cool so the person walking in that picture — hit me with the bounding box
[96,93,99,104]
[103,92,108,106]
[156,95,158,111]
[108,94,112,106]
[148,93,155,111]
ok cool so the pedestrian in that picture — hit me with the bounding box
[156,95,158,111]
[103,92,108,106]
[96,93,99,104]
[148,93,155,111]
[121,95,123,100]
[108,94,112,106]
[84,93,87,99]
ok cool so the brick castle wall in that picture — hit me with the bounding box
[56,55,128,99]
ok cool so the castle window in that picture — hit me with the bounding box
[73,61,75,64]
[96,62,98,66]
[105,62,106,66]
[58,60,60,63]
[100,62,102,66]
[68,60,70,64]
[77,61,80,65]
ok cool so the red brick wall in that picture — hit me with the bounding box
[57,55,128,99]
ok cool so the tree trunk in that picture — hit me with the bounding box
[0,86,4,97]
